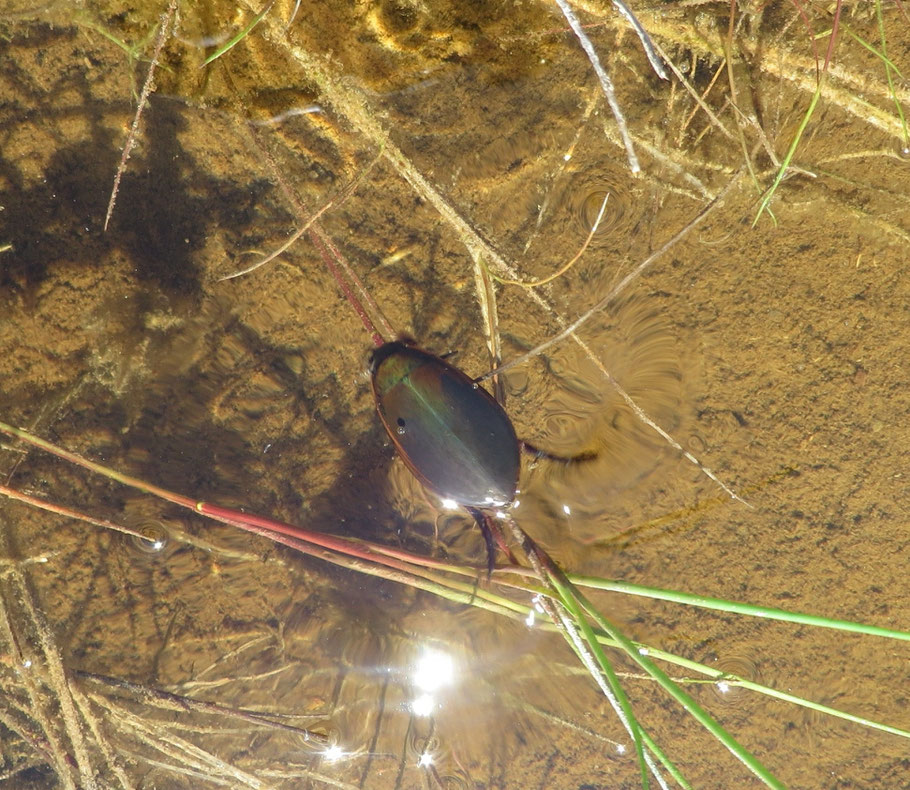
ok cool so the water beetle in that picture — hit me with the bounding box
[370,340,520,508]
[370,338,585,575]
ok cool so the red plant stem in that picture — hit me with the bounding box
[824,0,843,71]
[0,484,153,544]
[0,420,496,585]
[0,476,532,618]
[307,216,396,343]
[307,227,385,347]
[246,127,392,346]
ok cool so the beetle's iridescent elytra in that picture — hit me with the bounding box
[370,339,521,510]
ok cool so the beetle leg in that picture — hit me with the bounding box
[520,440,597,464]
[466,506,518,578]
[466,506,497,578]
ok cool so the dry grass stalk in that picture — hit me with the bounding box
[103,0,179,232]
[245,2,745,502]
[553,0,641,172]
[88,695,267,788]
[77,670,327,742]
[0,522,94,788]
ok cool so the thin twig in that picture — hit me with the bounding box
[553,0,640,173]
[241,125,394,344]
[655,43,735,142]
[487,194,608,287]
[480,171,749,504]
[482,169,741,378]
[219,143,383,281]
[103,0,178,231]
[600,0,668,80]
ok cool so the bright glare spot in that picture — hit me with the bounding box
[323,745,344,763]
[562,503,571,515]
[717,681,730,695]
[440,498,458,511]
[22,659,31,669]
[563,152,572,161]
[151,540,165,551]
[532,595,545,614]
[418,751,434,768]
[495,510,506,519]
[616,743,627,755]
[525,609,536,627]
[638,647,649,656]
[411,693,435,717]
[413,648,455,692]
[38,556,48,563]
[513,498,521,509]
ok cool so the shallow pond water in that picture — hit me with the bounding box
[1,2,909,788]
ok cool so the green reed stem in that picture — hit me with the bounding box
[640,728,693,790]
[570,585,785,790]
[4,417,910,787]
[569,574,910,642]
[544,567,652,788]
[646,651,910,742]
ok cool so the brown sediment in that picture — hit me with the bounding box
[0,1,908,787]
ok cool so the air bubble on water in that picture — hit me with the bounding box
[130,522,170,555]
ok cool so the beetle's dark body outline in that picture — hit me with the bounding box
[370,340,520,508]
[369,339,587,574]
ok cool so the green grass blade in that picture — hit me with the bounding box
[839,26,905,78]
[876,0,910,149]
[733,677,910,739]
[545,575,653,789]
[639,729,693,790]
[569,574,910,642]
[632,648,910,742]
[753,79,822,225]
[571,587,786,790]
[76,12,160,60]
[202,2,274,67]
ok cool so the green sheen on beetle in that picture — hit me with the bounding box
[370,340,520,508]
